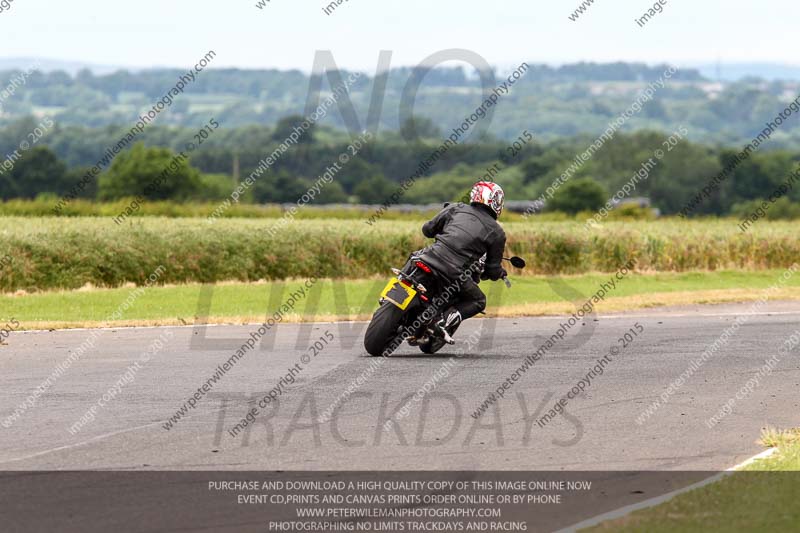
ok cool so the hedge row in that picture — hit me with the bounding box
[0,217,798,292]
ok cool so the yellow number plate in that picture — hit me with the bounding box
[380,278,417,310]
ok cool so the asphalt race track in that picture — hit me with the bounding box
[2,301,798,472]
[2,301,799,531]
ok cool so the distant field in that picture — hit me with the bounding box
[1,216,799,292]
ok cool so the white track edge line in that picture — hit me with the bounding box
[15,310,800,334]
[554,447,779,533]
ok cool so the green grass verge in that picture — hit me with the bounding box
[584,431,800,532]
[2,270,799,328]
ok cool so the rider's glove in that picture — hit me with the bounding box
[481,267,507,281]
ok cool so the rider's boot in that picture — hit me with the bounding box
[436,309,461,345]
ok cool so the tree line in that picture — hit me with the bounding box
[2,115,800,218]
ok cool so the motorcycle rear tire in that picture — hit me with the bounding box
[364,302,405,357]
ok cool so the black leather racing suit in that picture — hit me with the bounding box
[415,202,507,320]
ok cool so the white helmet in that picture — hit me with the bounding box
[469,181,505,217]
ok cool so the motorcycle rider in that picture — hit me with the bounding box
[414,181,508,343]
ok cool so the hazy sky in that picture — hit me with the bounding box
[1,0,796,72]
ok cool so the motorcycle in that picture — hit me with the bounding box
[363,255,526,356]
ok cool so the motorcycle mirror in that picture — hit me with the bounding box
[509,256,526,269]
